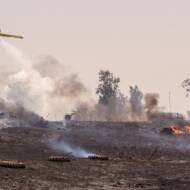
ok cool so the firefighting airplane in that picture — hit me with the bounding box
[0,29,23,39]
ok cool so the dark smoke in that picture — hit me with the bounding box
[52,74,87,98]
[145,93,160,115]
[33,55,65,78]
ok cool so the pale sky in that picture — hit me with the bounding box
[1,0,190,115]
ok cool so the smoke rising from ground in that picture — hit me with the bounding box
[73,92,161,122]
[0,40,89,120]
[73,92,129,121]
[73,87,160,122]
[0,40,162,122]
[50,140,94,158]
[145,93,160,114]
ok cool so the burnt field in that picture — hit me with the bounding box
[0,119,190,189]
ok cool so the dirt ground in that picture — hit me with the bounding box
[0,120,190,189]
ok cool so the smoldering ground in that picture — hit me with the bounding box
[1,40,190,164]
[49,138,94,158]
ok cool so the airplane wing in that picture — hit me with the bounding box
[0,32,23,39]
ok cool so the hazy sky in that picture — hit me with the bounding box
[1,0,190,114]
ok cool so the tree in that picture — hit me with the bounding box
[114,91,129,120]
[182,78,190,97]
[96,70,120,105]
[129,85,144,120]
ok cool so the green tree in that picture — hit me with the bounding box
[129,85,144,119]
[96,70,120,105]
[182,78,190,97]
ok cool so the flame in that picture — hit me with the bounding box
[184,126,190,133]
[167,125,190,135]
[169,126,184,135]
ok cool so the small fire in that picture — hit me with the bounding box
[169,126,183,135]
[184,126,190,133]
[167,125,190,135]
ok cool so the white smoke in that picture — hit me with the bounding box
[0,39,32,69]
[0,40,89,120]
[51,140,94,158]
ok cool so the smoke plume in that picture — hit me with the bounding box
[145,93,160,114]
[73,92,128,121]
[50,140,94,158]
[73,88,160,122]
[0,40,89,120]
[0,40,161,122]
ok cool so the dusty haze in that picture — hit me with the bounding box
[0,0,190,115]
